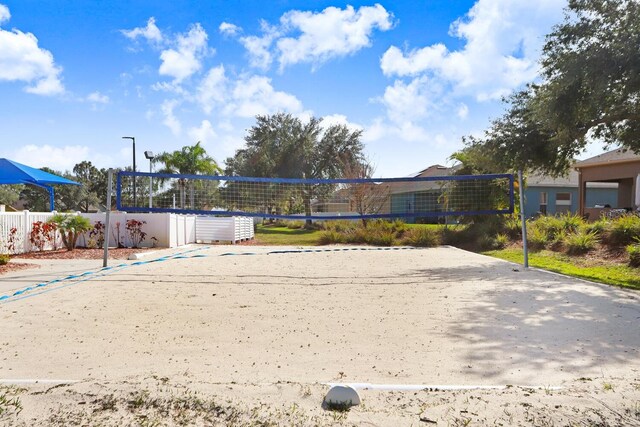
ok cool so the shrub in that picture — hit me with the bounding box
[6,227,21,253]
[317,230,346,245]
[626,242,640,267]
[530,215,563,241]
[558,213,584,233]
[0,254,9,266]
[606,214,640,246]
[477,234,496,250]
[325,220,358,234]
[125,219,147,248]
[401,227,441,247]
[527,224,548,251]
[89,221,106,248]
[285,220,305,229]
[470,216,504,237]
[365,219,406,235]
[493,233,510,249]
[549,229,567,252]
[441,225,474,246]
[583,217,609,236]
[565,230,598,255]
[503,215,521,240]
[48,214,92,251]
[365,230,395,246]
[344,228,368,244]
[29,221,58,251]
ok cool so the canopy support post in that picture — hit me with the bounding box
[48,186,55,211]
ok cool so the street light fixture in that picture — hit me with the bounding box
[144,151,154,209]
[122,136,136,207]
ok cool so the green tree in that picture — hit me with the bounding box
[48,214,92,251]
[72,161,105,212]
[0,185,22,207]
[155,142,221,209]
[20,167,83,212]
[459,90,566,175]
[464,0,640,176]
[533,0,640,155]
[225,113,364,225]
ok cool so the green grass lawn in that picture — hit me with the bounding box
[254,224,323,245]
[483,248,640,291]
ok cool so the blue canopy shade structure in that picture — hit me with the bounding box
[0,158,80,211]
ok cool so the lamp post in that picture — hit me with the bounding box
[144,151,154,209]
[122,136,136,207]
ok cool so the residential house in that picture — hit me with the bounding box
[575,148,640,219]
[523,169,617,218]
[386,165,458,223]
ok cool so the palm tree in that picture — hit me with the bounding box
[155,142,221,209]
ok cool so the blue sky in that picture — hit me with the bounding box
[0,0,573,177]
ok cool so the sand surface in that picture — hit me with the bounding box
[1,245,639,425]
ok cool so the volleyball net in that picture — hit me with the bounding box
[116,171,514,221]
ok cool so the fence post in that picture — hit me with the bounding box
[23,210,30,254]
[103,169,113,268]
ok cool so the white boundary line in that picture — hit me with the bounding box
[325,383,563,391]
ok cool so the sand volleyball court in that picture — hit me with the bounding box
[1,245,639,425]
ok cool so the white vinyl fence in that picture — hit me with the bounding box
[195,216,254,243]
[0,211,254,254]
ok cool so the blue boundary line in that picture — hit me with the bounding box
[0,246,420,304]
[0,246,207,304]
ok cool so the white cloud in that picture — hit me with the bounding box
[363,0,565,167]
[238,4,393,71]
[11,145,91,171]
[122,19,211,83]
[227,75,304,118]
[378,75,444,124]
[188,119,217,144]
[239,21,279,70]
[457,103,469,119]
[219,22,241,37]
[276,4,393,70]
[159,23,210,82]
[0,5,64,96]
[161,99,181,135]
[197,65,227,114]
[0,4,10,24]
[380,0,564,101]
[86,91,109,104]
[121,17,163,45]
[321,114,363,132]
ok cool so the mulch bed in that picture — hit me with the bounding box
[12,248,151,260]
[0,262,38,276]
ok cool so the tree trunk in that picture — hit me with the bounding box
[61,231,73,251]
[303,192,312,228]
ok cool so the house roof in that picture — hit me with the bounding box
[408,164,455,178]
[389,165,458,195]
[527,169,617,189]
[574,148,640,168]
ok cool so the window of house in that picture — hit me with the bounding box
[539,192,547,214]
[556,192,572,214]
